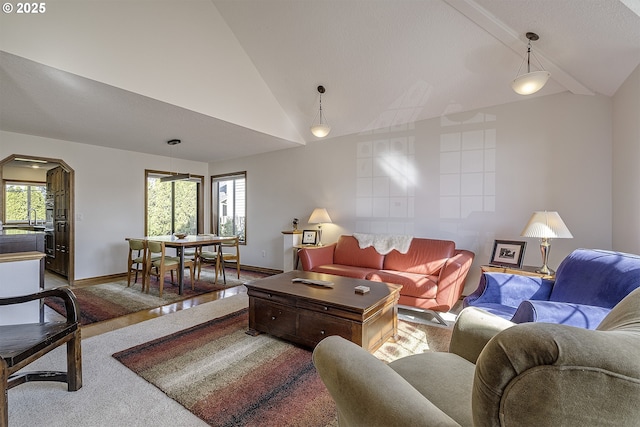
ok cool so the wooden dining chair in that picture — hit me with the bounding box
[197,247,221,283]
[196,234,223,283]
[144,240,195,297]
[126,239,147,288]
[197,237,240,284]
[220,236,241,280]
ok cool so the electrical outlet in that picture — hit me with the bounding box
[261,250,266,258]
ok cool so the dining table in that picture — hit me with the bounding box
[131,234,237,295]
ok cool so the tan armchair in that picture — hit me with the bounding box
[313,288,640,426]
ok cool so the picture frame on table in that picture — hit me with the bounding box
[490,240,527,268]
[301,230,318,245]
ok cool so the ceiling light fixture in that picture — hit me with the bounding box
[160,139,192,182]
[310,85,331,138]
[15,157,47,163]
[511,32,551,95]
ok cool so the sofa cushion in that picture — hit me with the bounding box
[311,264,376,280]
[333,235,385,270]
[383,238,455,275]
[550,249,640,308]
[367,270,438,299]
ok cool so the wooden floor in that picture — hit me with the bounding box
[44,270,246,339]
[44,270,460,339]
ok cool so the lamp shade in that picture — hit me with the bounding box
[511,70,551,95]
[310,124,331,138]
[308,208,332,224]
[521,211,573,239]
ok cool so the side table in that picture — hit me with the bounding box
[282,230,302,271]
[480,264,555,280]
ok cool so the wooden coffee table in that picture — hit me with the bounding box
[245,271,401,353]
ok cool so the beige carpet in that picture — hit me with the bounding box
[8,293,453,426]
[8,293,249,426]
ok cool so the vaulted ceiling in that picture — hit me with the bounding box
[1,0,639,162]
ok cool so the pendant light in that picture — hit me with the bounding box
[160,139,192,182]
[511,32,550,95]
[310,85,331,138]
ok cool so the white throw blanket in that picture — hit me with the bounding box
[352,233,413,255]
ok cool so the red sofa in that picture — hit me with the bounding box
[299,235,474,317]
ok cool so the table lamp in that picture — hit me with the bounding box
[521,211,573,275]
[308,208,332,246]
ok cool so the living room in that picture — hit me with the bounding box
[1,1,640,424]
[1,1,638,290]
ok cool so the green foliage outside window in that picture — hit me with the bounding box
[4,184,46,223]
[147,176,198,236]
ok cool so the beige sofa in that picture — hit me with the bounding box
[313,287,640,426]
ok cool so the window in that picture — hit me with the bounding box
[4,182,46,224]
[212,172,246,243]
[145,170,204,236]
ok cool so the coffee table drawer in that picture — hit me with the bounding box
[252,300,297,336]
[297,300,360,321]
[298,312,353,345]
[248,289,291,306]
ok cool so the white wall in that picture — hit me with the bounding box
[0,131,210,281]
[0,91,620,293]
[612,64,640,255]
[212,92,613,294]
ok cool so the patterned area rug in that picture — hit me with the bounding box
[47,267,270,325]
[113,308,453,426]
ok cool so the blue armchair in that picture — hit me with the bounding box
[463,248,640,329]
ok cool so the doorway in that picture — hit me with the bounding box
[0,154,75,286]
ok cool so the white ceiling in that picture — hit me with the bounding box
[1,0,639,163]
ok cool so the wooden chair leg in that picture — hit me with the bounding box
[159,266,165,297]
[66,330,82,391]
[214,256,220,284]
[126,262,133,287]
[143,263,152,293]
[1,361,8,427]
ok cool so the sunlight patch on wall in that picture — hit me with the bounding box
[439,112,496,220]
[355,136,416,235]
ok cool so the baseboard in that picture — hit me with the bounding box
[72,265,281,288]
[73,273,127,288]
[232,263,282,276]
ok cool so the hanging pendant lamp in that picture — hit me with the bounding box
[511,32,551,95]
[160,139,192,182]
[310,85,331,138]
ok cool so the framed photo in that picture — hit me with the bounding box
[490,240,527,268]
[301,230,318,245]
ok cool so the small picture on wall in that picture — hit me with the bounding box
[490,240,527,268]
[302,230,318,245]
